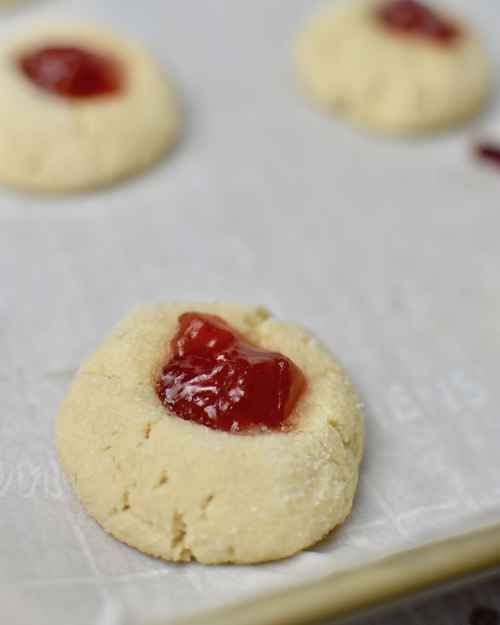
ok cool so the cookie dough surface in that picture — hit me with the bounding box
[0,23,179,193]
[294,0,491,135]
[56,301,364,564]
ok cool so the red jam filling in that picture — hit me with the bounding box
[378,0,459,43]
[157,312,307,433]
[476,143,500,169]
[19,46,122,98]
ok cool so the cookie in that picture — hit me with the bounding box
[0,23,179,193]
[294,0,491,135]
[0,0,27,6]
[55,301,364,564]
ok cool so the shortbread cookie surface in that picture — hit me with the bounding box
[294,0,491,135]
[0,23,179,193]
[56,301,364,564]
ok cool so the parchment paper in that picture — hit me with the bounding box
[1,0,499,624]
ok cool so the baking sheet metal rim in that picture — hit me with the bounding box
[164,522,500,625]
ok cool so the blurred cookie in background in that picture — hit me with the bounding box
[294,0,491,136]
[0,0,31,7]
[0,23,179,193]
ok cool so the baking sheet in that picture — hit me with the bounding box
[1,0,499,624]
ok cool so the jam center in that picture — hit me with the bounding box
[378,0,459,43]
[19,46,122,98]
[157,312,307,433]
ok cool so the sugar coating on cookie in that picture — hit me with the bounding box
[55,301,364,564]
[0,23,179,192]
[294,0,491,135]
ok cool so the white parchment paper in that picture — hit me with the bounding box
[1,0,499,623]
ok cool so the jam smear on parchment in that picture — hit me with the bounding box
[20,46,122,98]
[468,605,499,625]
[157,312,307,433]
[476,144,500,169]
